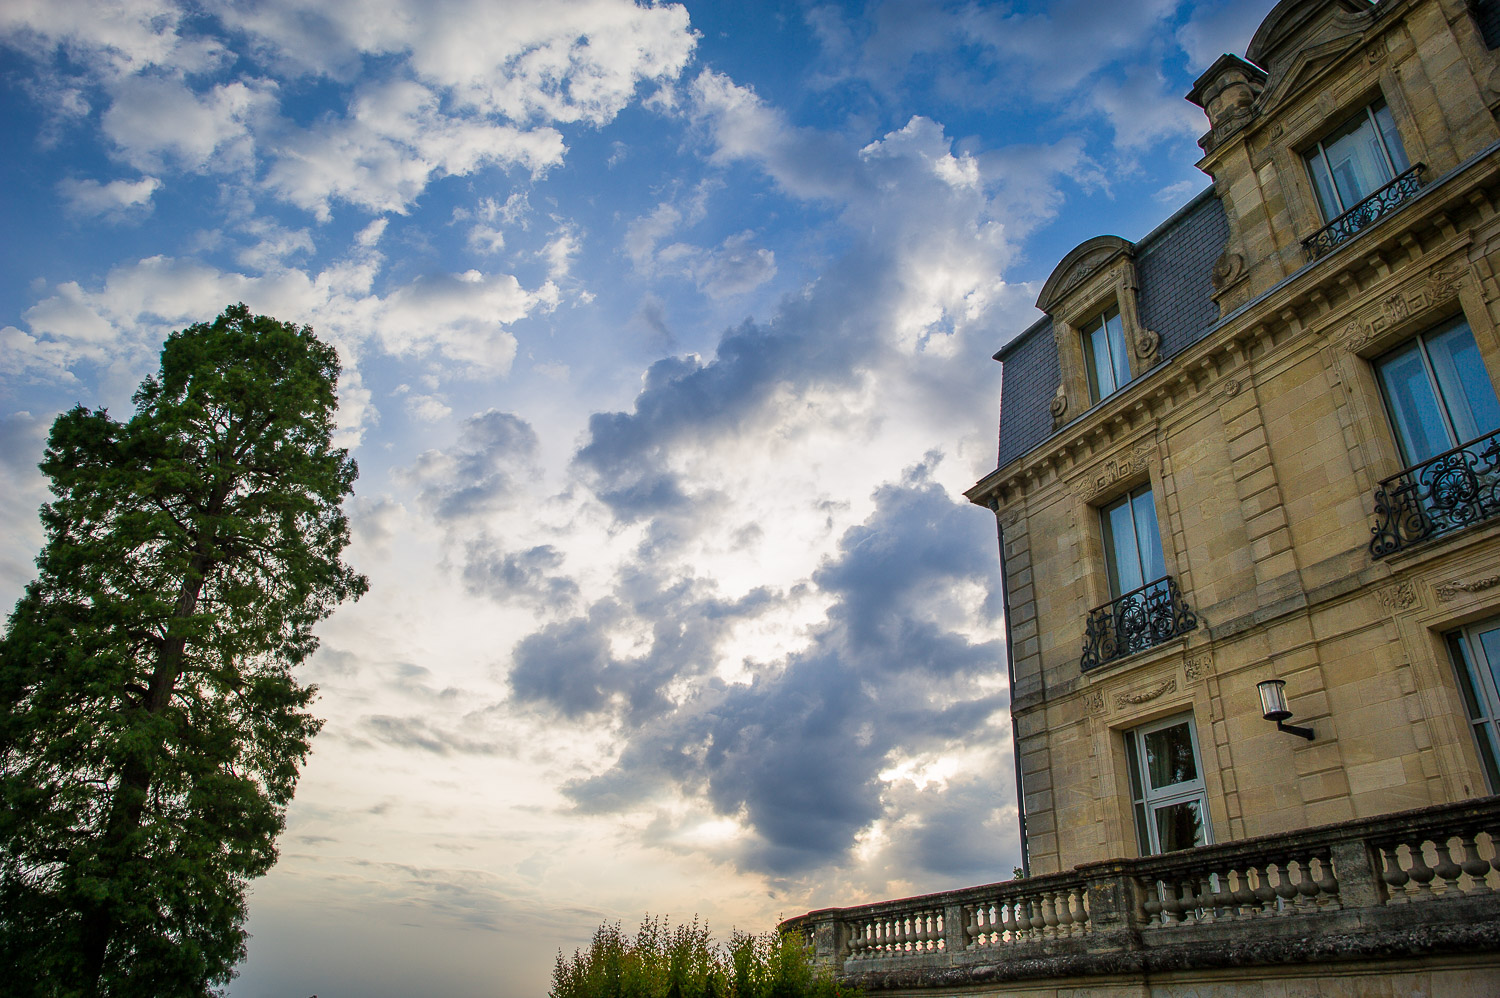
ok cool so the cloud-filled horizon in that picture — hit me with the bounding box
[0,1,1277,995]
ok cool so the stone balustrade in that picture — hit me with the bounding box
[783,797,1500,990]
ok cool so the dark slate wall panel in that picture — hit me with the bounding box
[997,317,1059,469]
[1474,0,1500,50]
[994,190,1227,471]
[1136,191,1228,361]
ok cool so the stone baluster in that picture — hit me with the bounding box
[1211,865,1237,920]
[1161,879,1188,925]
[1407,840,1437,899]
[999,898,1017,942]
[1433,834,1465,895]
[1379,842,1412,903]
[1458,828,1492,892]
[1040,891,1060,937]
[1294,857,1320,910]
[1053,889,1074,936]
[1315,850,1340,908]
[1251,862,1279,915]
[1231,864,1258,917]
[1139,878,1164,927]
[1272,860,1300,913]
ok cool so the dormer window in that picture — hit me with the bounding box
[1083,305,1131,402]
[1304,99,1410,223]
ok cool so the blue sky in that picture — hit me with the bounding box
[0,1,1277,995]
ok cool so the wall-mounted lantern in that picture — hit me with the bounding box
[1256,679,1314,740]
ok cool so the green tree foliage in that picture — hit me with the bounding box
[0,304,367,996]
[551,916,854,998]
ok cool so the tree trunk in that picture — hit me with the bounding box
[79,549,213,995]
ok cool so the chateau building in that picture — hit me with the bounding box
[787,0,1500,992]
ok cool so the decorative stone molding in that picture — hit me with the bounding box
[1343,264,1464,351]
[1049,387,1067,422]
[1211,251,1246,291]
[1221,377,1243,400]
[1184,656,1213,682]
[1435,575,1500,603]
[1072,444,1153,502]
[1082,689,1106,716]
[1377,582,1417,611]
[1114,679,1177,708]
[1134,328,1161,363]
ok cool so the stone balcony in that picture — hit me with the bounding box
[781,797,1500,991]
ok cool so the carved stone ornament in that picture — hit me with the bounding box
[1377,581,1417,611]
[1343,264,1464,351]
[1082,689,1106,716]
[1211,251,1245,291]
[1073,444,1152,501]
[1050,387,1068,420]
[1134,329,1161,362]
[1184,656,1212,682]
[1222,377,1242,400]
[1115,678,1177,708]
[1435,574,1500,603]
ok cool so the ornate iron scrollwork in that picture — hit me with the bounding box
[1302,164,1424,260]
[1369,429,1500,558]
[1080,576,1198,673]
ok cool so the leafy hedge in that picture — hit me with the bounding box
[550,916,853,998]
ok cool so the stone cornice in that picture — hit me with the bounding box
[968,140,1500,512]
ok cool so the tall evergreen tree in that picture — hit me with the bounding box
[0,304,367,996]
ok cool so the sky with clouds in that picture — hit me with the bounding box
[0,1,1278,994]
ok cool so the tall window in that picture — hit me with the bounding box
[1304,99,1410,222]
[1445,622,1500,794]
[1083,306,1131,402]
[1375,318,1500,467]
[1101,485,1165,597]
[1126,714,1211,854]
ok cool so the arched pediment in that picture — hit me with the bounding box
[1036,235,1133,314]
[1247,0,1376,99]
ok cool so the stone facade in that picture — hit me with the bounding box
[967,0,1500,879]
[787,0,1500,993]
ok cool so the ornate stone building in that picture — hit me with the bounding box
[787,0,1500,992]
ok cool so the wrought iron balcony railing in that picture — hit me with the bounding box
[1302,163,1424,259]
[1080,575,1197,672]
[1369,427,1500,558]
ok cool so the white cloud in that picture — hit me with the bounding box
[263,78,566,220]
[56,175,160,220]
[220,0,695,124]
[655,231,776,299]
[236,218,316,271]
[102,76,272,172]
[407,394,452,422]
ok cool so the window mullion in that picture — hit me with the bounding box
[1416,335,1462,447]
[1318,142,1345,214]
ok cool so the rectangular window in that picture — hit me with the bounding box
[1304,99,1410,222]
[1376,318,1500,467]
[1101,485,1165,597]
[1126,713,1211,854]
[1083,306,1131,402]
[1446,623,1500,794]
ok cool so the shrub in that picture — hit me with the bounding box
[550,916,852,998]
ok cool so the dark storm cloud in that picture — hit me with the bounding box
[559,465,1007,876]
[409,408,539,522]
[509,579,777,725]
[887,770,1019,881]
[360,714,510,757]
[462,542,580,610]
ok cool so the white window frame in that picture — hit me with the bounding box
[1374,318,1500,468]
[1445,621,1500,795]
[1082,304,1130,403]
[1100,485,1166,599]
[1125,713,1212,855]
[1303,98,1410,221]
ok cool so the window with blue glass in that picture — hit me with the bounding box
[1083,305,1131,403]
[1304,99,1410,222]
[1375,318,1500,467]
[1101,485,1165,599]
